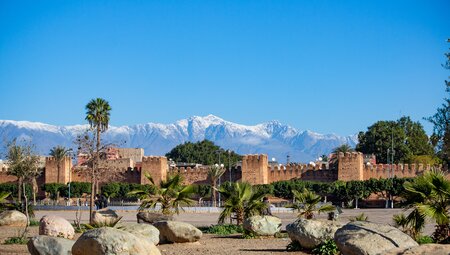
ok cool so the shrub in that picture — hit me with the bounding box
[350,213,368,222]
[201,224,243,235]
[3,236,28,245]
[312,239,339,255]
[416,235,435,244]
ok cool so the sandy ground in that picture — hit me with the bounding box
[0,208,437,255]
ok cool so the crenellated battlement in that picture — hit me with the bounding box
[362,162,440,179]
[142,156,165,163]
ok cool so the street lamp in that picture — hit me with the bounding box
[214,162,224,206]
[228,150,232,182]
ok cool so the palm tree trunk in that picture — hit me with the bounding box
[57,163,60,184]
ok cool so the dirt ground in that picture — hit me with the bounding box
[0,209,436,255]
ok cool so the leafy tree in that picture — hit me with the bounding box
[356,117,433,163]
[217,182,267,225]
[165,140,241,168]
[41,183,66,200]
[426,40,450,166]
[287,189,335,219]
[49,146,72,184]
[5,140,41,236]
[129,174,195,215]
[401,170,450,243]
[207,165,225,207]
[332,144,354,154]
[346,180,371,209]
[84,97,111,223]
[101,182,121,198]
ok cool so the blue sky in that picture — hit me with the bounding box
[0,1,448,135]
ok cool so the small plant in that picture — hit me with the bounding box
[312,239,339,255]
[350,213,368,222]
[286,240,304,252]
[4,236,28,245]
[416,235,435,244]
[274,231,288,238]
[201,224,244,235]
[29,219,39,226]
[242,230,257,239]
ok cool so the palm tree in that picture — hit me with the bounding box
[402,169,450,243]
[332,144,354,154]
[208,165,225,207]
[217,182,267,225]
[393,212,425,240]
[287,189,335,219]
[129,174,195,215]
[85,98,111,223]
[49,146,71,184]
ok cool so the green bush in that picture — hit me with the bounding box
[416,235,434,244]
[3,236,28,245]
[0,183,32,200]
[312,239,339,255]
[29,219,39,226]
[68,182,91,197]
[41,183,66,199]
[201,224,243,235]
[101,183,121,198]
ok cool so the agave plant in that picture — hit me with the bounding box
[287,189,335,219]
[129,173,195,215]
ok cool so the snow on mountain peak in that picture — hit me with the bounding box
[0,115,357,162]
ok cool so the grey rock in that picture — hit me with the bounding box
[383,244,450,255]
[91,208,120,226]
[243,215,282,236]
[153,220,202,243]
[0,210,27,227]
[137,212,173,224]
[72,227,161,255]
[286,218,342,249]
[334,221,418,255]
[27,235,75,255]
[39,215,75,239]
[117,222,160,245]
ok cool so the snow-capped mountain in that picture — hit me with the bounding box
[0,115,357,162]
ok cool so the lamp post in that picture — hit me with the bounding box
[67,149,73,205]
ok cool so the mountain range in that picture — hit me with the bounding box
[0,115,357,162]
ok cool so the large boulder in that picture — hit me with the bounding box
[334,221,418,255]
[286,218,342,249]
[28,235,75,255]
[384,244,450,255]
[0,210,27,227]
[243,215,282,236]
[153,220,202,243]
[117,222,160,245]
[39,215,75,239]
[71,227,161,255]
[137,211,173,224]
[91,208,120,226]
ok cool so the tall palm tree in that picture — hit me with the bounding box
[402,169,450,243]
[129,174,195,215]
[208,165,225,207]
[287,189,335,219]
[49,146,71,184]
[85,98,111,223]
[217,182,267,225]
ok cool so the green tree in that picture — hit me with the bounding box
[5,141,41,237]
[217,182,267,225]
[165,140,241,168]
[402,170,450,243]
[129,174,195,215]
[49,146,72,184]
[85,98,111,223]
[356,117,433,163]
[426,40,450,166]
[287,189,335,219]
[207,165,225,207]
